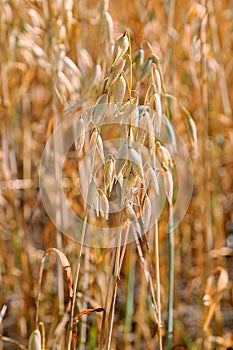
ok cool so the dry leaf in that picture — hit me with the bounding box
[73,307,104,325]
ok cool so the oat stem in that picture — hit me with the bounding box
[167,205,174,350]
[67,212,88,350]
[155,219,163,349]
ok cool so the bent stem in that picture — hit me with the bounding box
[167,205,174,350]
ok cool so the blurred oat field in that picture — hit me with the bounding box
[0,0,233,349]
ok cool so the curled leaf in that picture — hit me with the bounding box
[73,307,104,325]
[36,248,73,327]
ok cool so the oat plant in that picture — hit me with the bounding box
[2,1,232,350]
[64,31,185,350]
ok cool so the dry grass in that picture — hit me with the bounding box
[0,0,233,349]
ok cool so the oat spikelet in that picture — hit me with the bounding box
[90,128,105,163]
[187,114,198,156]
[104,154,115,196]
[87,177,99,215]
[126,202,142,239]
[121,171,137,205]
[161,168,173,206]
[28,329,42,350]
[112,74,126,102]
[155,141,173,171]
[137,110,149,144]
[74,116,85,155]
[150,93,162,134]
[153,66,162,95]
[132,46,144,67]
[141,194,152,233]
[112,32,129,63]
[144,163,160,196]
[115,143,129,176]
[128,147,144,182]
[92,93,108,125]
[98,189,109,221]
[105,58,126,90]
[141,55,153,80]
[118,96,138,125]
